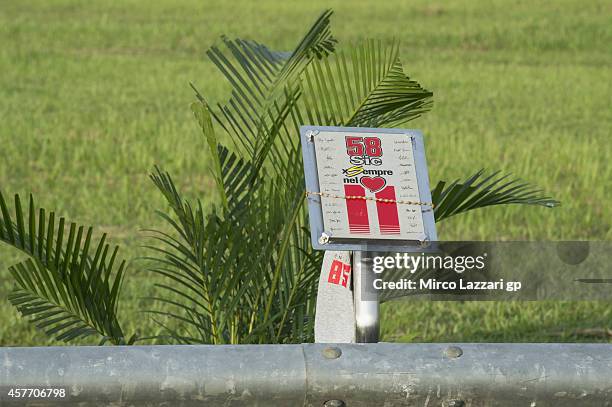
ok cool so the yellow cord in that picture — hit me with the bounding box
[306,191,434,208]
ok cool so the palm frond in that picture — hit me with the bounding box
[203,9,336,156]
[149,168,243,343]
[432,169,560,222]
[0,191,132,344]
[298,39,433,127]
[274,9,336,85]
[207,9,334,104]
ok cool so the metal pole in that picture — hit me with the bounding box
[3,343,612,406]
[353,251,379,343]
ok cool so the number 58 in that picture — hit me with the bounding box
[345,136,382,157]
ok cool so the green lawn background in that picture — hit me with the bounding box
[0,0,610,345]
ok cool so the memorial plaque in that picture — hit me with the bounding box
[301,126,437,252]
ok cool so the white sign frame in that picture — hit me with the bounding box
[301,125,437,252]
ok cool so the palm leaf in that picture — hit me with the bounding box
[201,9,336,157]
[432,169,560,222]
[149,168,243,344]
[298,39,433,127]
[0,191,132,344]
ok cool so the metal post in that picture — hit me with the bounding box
[353,251,379,342]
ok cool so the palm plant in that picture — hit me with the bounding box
[1,10,558,345]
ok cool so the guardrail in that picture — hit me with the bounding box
[1,343,611,406]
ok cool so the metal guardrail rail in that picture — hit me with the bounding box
[1,343,612,406]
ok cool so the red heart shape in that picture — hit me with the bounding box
[360,176,387,193]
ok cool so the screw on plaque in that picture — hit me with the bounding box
[323,401,345,407]
[319,231,331,245]
[419,237,431,249]
[307,130,319,142]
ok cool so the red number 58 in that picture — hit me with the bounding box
[345,136,382,157]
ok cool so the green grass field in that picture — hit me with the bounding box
[0,0,610,346]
